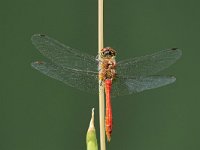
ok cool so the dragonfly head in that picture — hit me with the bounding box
[100,47,116,59]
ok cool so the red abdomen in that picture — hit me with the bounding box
[105,79,113,142]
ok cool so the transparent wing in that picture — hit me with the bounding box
[31,61,176,97]
[31,61,99,94]
[117,48,182,77]
[31,34,98,72]
[111,75,176,97]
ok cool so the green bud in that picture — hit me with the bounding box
[86,108,98,150]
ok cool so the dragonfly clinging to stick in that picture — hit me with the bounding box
[31,34,182,142]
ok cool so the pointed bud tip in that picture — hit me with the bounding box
[88,108,95,131]
[86,108,98,150]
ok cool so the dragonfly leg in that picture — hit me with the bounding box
[95,54,100,61]
[99,80,103,86]
[98,65,102,71]
[96,54,104,63]
[98,76,105,86]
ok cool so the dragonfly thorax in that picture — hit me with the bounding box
[99,47,117,81]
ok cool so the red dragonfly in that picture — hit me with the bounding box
[31,34,182,142]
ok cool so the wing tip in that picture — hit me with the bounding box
[32,33,47,37]
[31,61,46,67]
[31,33,47,41]
[171,48,178,51]
[169,75,176,83]
[170,48,182,58]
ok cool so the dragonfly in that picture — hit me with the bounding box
[31,34,182,142]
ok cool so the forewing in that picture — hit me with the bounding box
[111,75,176,97]
[117,48,182,77]
[31,34,98,72]
[31,61,98,94]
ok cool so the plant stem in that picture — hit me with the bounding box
[98,0,106,150]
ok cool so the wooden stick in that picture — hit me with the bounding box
[98,0,106,150]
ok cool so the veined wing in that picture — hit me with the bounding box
[111,75,176,97]
[117,48,182,77]
[31,34,98,72]
[31,61,176,97]
[31,61,99,94]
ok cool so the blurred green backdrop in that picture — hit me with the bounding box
[0,0,199,150]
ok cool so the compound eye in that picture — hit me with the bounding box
[104,50,109,55]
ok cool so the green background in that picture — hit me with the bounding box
[0,0,199,150]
